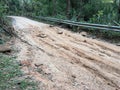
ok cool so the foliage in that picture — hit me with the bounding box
[0,0,119,23]
[0,0,120,39]
[0,54,37,90]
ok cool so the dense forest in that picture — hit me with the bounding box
[0,0,120,39]
[0,0,120,24]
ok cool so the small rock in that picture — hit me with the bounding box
[38,34,47,38]
[49,25,54,27]
[72,75,76,78]
[83,40,87,42]
[80,32,87,37]
[57,30,63,34]
[70,62,74,64]
[116,43,120,46]
[0,45,12,54]
[107,83,111,85]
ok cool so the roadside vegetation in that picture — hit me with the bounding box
[0,0,120,42]
[0,0,119,24]
[0,33,37,90]
[0,54,37,90]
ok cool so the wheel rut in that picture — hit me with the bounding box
[9,16,120,90]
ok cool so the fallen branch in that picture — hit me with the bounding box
[0,45,11,53]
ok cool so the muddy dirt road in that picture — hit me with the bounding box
[9,16,120,90]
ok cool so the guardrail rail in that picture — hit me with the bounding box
[31,16,120,32]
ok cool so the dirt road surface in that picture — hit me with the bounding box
[9,16,120,90]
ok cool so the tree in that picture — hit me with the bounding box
[66,0,71,19]
[114,0,120,20]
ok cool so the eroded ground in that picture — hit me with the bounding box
[9,16,120,90]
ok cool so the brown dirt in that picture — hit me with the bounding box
[9,16,120,90]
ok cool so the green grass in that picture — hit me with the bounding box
[0,22,37,90]
[0,54,37,90]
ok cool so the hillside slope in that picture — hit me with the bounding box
[10,16,120,90]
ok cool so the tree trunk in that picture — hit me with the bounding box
[114,0,120,21]
[52,0,57,16]
[66,0,71,19]
[118,4,120,21]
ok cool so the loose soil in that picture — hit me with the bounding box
[9,16,120,90]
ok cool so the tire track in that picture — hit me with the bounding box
[9,16,120,90]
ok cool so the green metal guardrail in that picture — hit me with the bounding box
[31,16,120,32]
